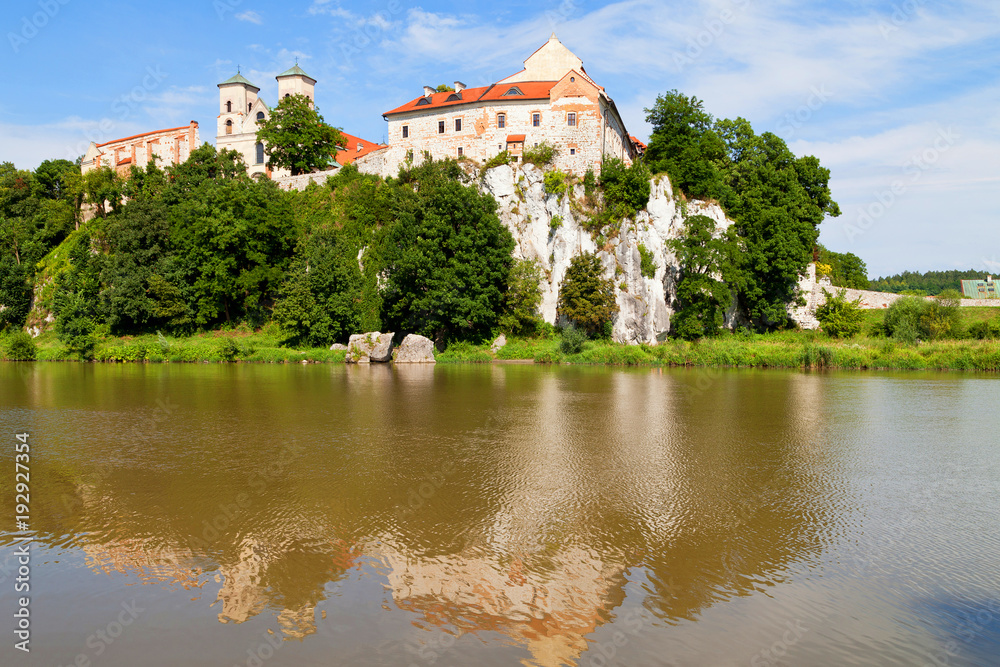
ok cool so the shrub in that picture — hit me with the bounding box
[522,142,558,167]
[583,169,597,200]
[600,158,651,220]
[543,170,569,201]
[483,151,512,170]
[815,289,864,338]
[559,324,587,354]
[922,289,962,340]
[549,215,563,232]
[638,243,656,278]
[499,258,544,336]
[884,297,928,343]
[5,332,37,361]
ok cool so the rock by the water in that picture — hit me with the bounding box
[491,334,507,353]
[347,332,394,363]
[394,334,436,363]
[329,343,348,351]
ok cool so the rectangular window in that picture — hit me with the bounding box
[570,148,576,155]
[567,112,577,126]
[455,118,462,132]
[402,125,409,138]
[532,113,540,127]
[458,147,463,157]
[497,113,506,129]
[438,120,445,134]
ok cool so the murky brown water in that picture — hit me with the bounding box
[1,363,999,666]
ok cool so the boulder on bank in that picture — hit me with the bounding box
[329,343,348,351]
[347,332,394,363]
[394,334,436,363]
[491,334,507,353]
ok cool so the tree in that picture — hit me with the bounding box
[817,246,869,290]
[499,258,544,336]
[815,289,864,338]
[382,160,515,344]
[255,94,345,176]
[435,84,455,92]
[557,252,618,337]
[667,214,741,339]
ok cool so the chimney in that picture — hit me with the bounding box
[454,81,466,93]
[423,85,435,97]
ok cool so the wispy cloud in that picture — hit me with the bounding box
[236,10,263,25]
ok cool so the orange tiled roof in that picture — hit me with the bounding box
[506,134,526,143]
[96,123,196,148]
[629,135,647,150]
[334,131,387,166]
[384,82,556,116]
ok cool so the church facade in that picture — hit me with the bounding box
[378,35,640,175]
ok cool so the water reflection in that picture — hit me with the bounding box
[3,364,844,665]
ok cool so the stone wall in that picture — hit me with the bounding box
[272,166,340,191]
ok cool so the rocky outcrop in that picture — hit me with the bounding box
[346,332,394,363]
[490,334,507,353]
[393,334,436,363]
[329,343,348,351]
[480,164,737,345]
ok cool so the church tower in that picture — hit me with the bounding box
[217,71,260,139]
[276,64,316,107]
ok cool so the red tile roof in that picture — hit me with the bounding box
[384,82,556,116]
[96,123,197,148]
[629,135,647,151]
[334,131,387,166]
[506,134,526,143]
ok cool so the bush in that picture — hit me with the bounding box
[884,297,928,343]
[5,332,37,361]
[583,169,597,200]
[543,170,569,201]
[815,289,864,338]
[600,158,651,220]
[522,142,558,167]
[499,258,544,336]
[483,151,512,170]
[559,325,587,354]
[638,243,656,278]
[549,215,563,232]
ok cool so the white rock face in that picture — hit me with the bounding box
[394,334,436,363]
[347,332,394,363]
[479,165,736,345]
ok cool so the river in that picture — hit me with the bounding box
[1,363,998,666]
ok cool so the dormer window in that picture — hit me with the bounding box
[446,93,462,102]
[416,97,431,106]
[503,86,524,96]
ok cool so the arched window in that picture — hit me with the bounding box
[256,111,265,121]
[225,120,233,135]
[255,142,264,165]
[226,100,232,113]
[284,94,290,99]
[248,103,252,112]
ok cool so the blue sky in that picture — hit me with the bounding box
[2,0,998,277]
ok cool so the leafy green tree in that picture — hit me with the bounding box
[499,258,544,336]
[817,245,869,289]
[922,289,962,339]
[815,289,864,338]
[599,158,651,220]
[884,297,927,343]
[435,84,455,92]
[667,214,741,339]
[4,331,36,360]
[557,252,618,337]
[272,227,362,346]
[644,90,729,200]
[256,94,345,176]
[382,160,515,343]
[870,269,987,295]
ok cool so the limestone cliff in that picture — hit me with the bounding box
[479,164,735,345]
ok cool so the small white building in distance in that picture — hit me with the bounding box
[81,121,200,175]
[379,34,642,175]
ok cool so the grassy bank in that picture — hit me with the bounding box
[0,328,346,364]
[4,307,1000,371]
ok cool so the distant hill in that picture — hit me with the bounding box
[869,269,987,295]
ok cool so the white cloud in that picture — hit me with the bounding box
[236,10,263,25]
